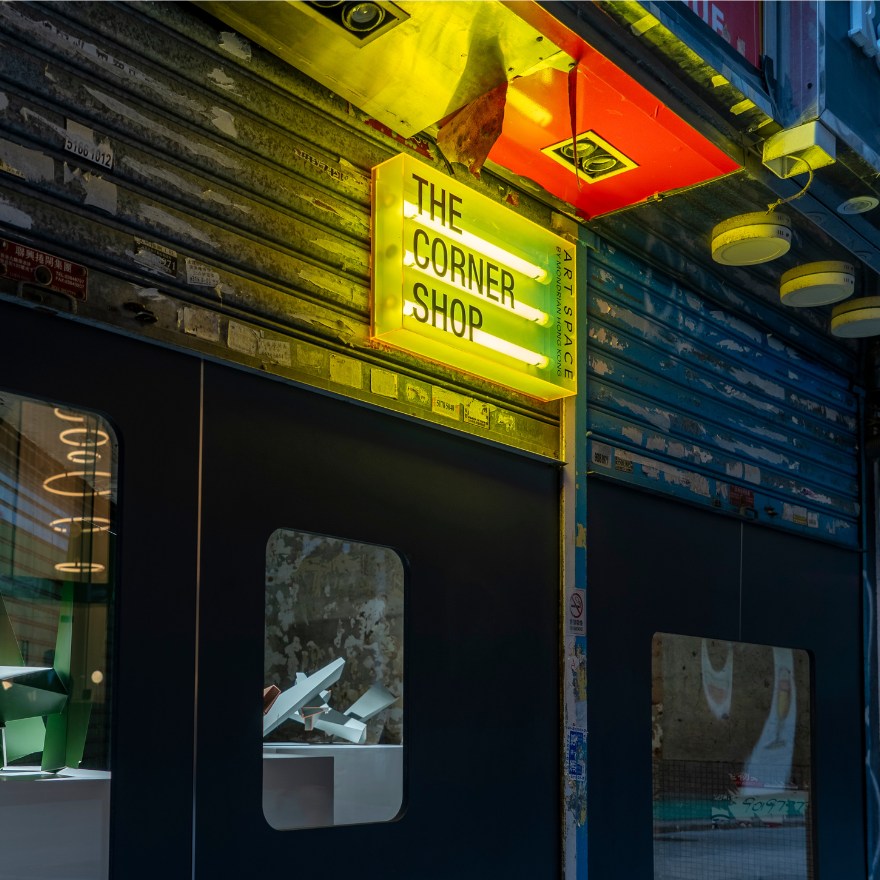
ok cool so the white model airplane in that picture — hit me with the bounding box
[263,658,397,745]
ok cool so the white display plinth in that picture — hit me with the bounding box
[263,744,403,829]
[0,769,110,880]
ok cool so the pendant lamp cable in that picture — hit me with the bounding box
[767,157,814,212]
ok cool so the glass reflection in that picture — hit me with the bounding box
[263,529,404,830]
[0,392,116,879]
[652,633,812,880]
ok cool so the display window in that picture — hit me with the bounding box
[652,632,813,880]
[262,529,404,829]
[0,390,116,878]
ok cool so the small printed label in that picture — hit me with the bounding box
[591,442,612,469]
[614,451,633,474]
[566,728,586,780]
[729,485,755,510]
[329,353,363,389]
[370,367,399,400]
[133,237,177,277]
[431,387,461,421]
[185,257,220,288]
[64,120,113,169]
[0,239,87,300]
[182,307,220,342]
[258,337,291,367]
[567,587,586,637]
[464,399,490,428]
[404,381,430,408]
[227,321,258,356]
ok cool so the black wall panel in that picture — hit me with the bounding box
[587,478,866,879]
[195,363,561,879]
[0,301,201,879]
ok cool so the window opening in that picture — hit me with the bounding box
[263,529,404,829]
[652,633,813,880]
[0,391,117,878]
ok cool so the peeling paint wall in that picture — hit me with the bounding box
[585,236,860,547]
[0,1,561,460]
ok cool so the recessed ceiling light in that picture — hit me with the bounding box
[711,212,792,265]
[831,297,880,338]
[837,196,879,215]
[780,261,854,307]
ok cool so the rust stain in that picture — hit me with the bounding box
[361,117,432,159]
[436,81,507,176]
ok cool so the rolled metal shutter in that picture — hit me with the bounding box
[0,2,562,460]
[585,235,860,547]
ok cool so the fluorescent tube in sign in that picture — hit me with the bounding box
[402,300,549,367]
[403,201,548,282]
[372,154,578,402]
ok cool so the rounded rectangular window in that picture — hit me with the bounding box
[263,529,404,829]
[0,391,117,878]
[652,632,813,880]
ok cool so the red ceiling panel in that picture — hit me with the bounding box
[488,43,740,219]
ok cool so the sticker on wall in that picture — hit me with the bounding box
[371,154,577,401]
[566,727,586,780]
[0,239,87,300]
[567,587,586,637]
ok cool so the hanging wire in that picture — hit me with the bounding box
[767,156,814,212]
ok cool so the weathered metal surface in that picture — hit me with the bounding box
[0,1,563,460]
[586,235,861,547]
[195,0,562,138]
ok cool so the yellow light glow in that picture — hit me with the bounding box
[403,201,548,282]
[50,516,111,535]
[506,87,554,128]
[403,301,548,367]
[67,449,102,464]
[55,562,106,574]
[372,153,577,401]
[90,670,104,684]
[53,408,85,422]
[59,427,110,447]
[403,252,550,325]
[43,471,113,497]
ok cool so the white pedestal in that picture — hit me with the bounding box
[263,744,403,829]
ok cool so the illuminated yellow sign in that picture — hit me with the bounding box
[371,154,577,401]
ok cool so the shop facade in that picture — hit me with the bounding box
[0,2,876,879]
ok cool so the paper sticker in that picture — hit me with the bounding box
[185,257,220,288]
[432,387,461,421]
[133,237,177,277]
[182,307,220,342]
[566,728,586,780]
[329,353,363,389]
[258,337,291,367]
[64,120,113,170]
[464,399,490,428]
[370,367,399,399]
[227,321,258,356]
[0,239,87,300]
[404,381,430,408]
[567,587,586,637]
[591,442,612,468]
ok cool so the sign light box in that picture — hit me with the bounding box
[371,154,577,401]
